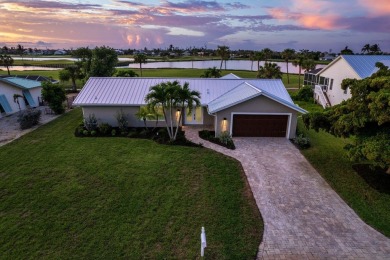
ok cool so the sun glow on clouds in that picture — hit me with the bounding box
[358,0,390,15]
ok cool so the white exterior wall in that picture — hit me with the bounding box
[0,83,27,116]
[28,87,42,107]
[319,58,360,106]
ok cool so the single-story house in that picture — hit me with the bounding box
[0,77,43,118]
[73,75,307,138]
[314,55,390,108]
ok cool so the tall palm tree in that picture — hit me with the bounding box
[173,82,201,139]
[254,51,263,71]
[249,51,255,71]
[256,63,282,79]
[369,44,381,55]
[361,44,370,54]
[0,54,14,75]
[216,45,230,70]
[292,54,305,88]
[302,59,316,74]
[134,53,147,76]
[58,63,83,92]
[281,48,295,84]
[261,48,273,63]
[17,44,24,61]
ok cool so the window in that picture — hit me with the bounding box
[329,79,334,90]
[139,106,165,121]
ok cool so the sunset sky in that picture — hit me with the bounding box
[0,0,389,52]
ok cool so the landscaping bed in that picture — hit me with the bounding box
[199,130,235,150]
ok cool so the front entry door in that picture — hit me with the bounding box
[185,107,203,125]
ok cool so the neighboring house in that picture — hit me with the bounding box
[313,55,390,108]
[54,50,67,55]
[73,76,306,138]
[0,77,43,118]
[303,68,323,87]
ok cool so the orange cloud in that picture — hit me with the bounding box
[358,0,390,15]
[298,15,341,30]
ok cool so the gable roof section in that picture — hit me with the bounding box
[73,77,306,113]
[208,81,307,114]
[220,73,241,79]
[0,77,42,89]
[319,55,390,78]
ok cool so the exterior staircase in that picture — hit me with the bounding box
[314,85,331,108]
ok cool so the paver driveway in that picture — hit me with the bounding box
[184,127,390,259]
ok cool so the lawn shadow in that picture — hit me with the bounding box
[353,164,390,194]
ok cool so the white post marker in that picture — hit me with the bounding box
[201,226,207,257]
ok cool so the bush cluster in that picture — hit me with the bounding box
[292,133,311,149]
[292,86,314,102]
[17,109,41,129]
[199,130,236,150]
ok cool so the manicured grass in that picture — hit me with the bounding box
[297,102,390,237]
[0,109,263,258]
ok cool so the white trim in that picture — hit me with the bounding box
[229,112,292,138]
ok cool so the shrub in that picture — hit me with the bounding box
[41,81,66,114]
[111,129,117,136]
[17,109,41,129]
[293,85,314,102]
[116,110,128,133]
[218,131,235,149]
[83,130,89,136]
[91,130,97,136]
[292,134,311,149]
[84,114,98,131]
[98,123,112,135]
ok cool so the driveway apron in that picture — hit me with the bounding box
[184,127,390,259]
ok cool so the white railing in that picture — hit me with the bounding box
[314,85,329,108]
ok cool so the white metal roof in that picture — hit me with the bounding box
[319,55,390,78]
[73,77,306,113]
[220,73,241,79]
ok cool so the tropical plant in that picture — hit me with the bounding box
[58,63,83,92]
[302,62,390,171]
[41,81,66,114]
[200,67,221,78]
[145,81,201,141]
[134,53,147,76]
[340,46,354,55]
[216,45,230,70]
[0,54,14,75]
[84,114,98,131]
[13,94,23,111]
[292,54,306,88]
[369,44,382,55]
[17,109,41,129]
[72,47,93,77]
[256,63,282,79]
[115,110,128,133]
[302,59,316,73]
[361,44,370,54]
[281,48,295,84]
[17,44,24,61]
[254,51,263,71]
[261,48,273,63]
[115,69,138,77]
[135,106,155,129]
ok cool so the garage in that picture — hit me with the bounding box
[232,114,288,137]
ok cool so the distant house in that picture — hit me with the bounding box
[54,50,67,55]
[313,55,390,108]
[73,75,306,138]
[0,77,43,117]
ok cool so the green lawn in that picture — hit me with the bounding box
[297,101,390,237]
[0,109,263,259]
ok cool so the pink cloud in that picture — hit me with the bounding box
[358,0,390,15]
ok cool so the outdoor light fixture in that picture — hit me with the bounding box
[223,117,227,120]
[222,118,227,131]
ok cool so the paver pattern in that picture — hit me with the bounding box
[184,127,390,259]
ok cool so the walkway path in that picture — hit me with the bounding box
[184,127,390,259]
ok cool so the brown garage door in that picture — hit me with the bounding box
[232,115,288,137]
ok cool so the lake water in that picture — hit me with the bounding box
[6,66,61,71]
[128,60,325,74]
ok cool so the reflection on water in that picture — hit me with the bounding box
[128,60,325,73]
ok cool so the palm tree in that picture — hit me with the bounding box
[292,54,305,88]
[302,59,316,74]
[58,64,83,92]
[0,54,14,75]
[340,46,353,55]
[17,44,24,61]
[200,67,221,78]
[135,106,155,130]
[134,53,147,76]
[369,44,381,55]
[361,44,370,54]
[173,82,201,139]
[281,48,295,84]
[216,45,230,70]
[249,51,255,71]
[145,81,200,141]
[256,63,282,79]
[254,51,263,71]
[261,48,273,63]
